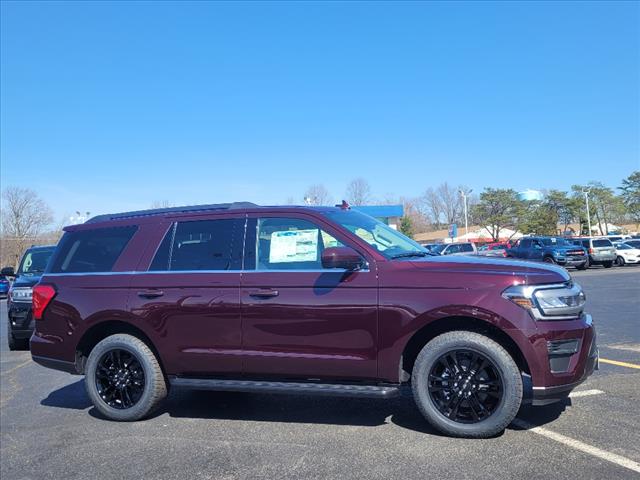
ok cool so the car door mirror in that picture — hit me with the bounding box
[321,247,365,271]
[1,267,15,277]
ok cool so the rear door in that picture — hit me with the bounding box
[240,214,378,380]
[127,215,244,375]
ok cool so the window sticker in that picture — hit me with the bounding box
[269,229,318,263]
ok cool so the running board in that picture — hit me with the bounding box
[169,377,400,398]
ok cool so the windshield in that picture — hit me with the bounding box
[539,237,573,246]
[17,248,55,275]
[323,210,428,259]
[431,244,447,254]
[615,243,631,250]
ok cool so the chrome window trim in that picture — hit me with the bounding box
[43,268,369,276]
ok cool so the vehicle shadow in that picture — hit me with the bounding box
[43,380,569,436]
[40,379,92,410]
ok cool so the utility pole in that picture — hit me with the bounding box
[459,189,472,237]
[582,190,592,236]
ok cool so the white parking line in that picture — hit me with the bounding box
[513,419,640,474]
[568,389,604,398]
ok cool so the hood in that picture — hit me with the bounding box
[409,255,570,285]
[12,274,42,288]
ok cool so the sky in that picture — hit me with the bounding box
[1,1,639,222]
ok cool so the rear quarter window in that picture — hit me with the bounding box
[49,226,137,273]
[593,239,613,247]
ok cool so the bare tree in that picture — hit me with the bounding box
[419,182,466,229]
[1,187,54,267]
[345,178,372,206]
[303,184,332,206]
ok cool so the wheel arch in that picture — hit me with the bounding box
[400,315,531,382]
[75,320,165,376]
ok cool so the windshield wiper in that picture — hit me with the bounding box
[391,251,429,259]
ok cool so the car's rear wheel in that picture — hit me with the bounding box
[603,260,614,268]
[616,256,625,267]
[85,334,167,421]
[575,262,588,270]
[412,331,522,438]
[543,256,555,264]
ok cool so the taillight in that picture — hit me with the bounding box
[33,284,56,320]
[588,248,594,254]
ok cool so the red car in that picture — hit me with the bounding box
[31,202,597,438]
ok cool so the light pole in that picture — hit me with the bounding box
[459,189,472,237]
[582,190,592,236]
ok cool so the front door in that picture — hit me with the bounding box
[240,214,378,381]
[127,216,244,375]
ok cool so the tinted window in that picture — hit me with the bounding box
[460,244,474,252]
[50,226,137,273]
[593,239,613,247]
[255,217,343,270]
[156,219,242,271]
[520,239,532,248]
[149,224,175,271]
[18,247,55,275]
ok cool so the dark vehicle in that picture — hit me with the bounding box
[570,237,616,268]
[31,203,596,438]
[3,245,56,350]
[0,276,9,298]
[507,237,588,269]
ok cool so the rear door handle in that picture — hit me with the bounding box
[248,289,279,298]
[137,289,164,299]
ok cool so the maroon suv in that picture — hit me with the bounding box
[31,202,597,438]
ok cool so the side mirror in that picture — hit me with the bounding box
[1,267,15,277]
[321,247,365,271]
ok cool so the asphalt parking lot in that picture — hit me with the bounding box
[1,268,639,480]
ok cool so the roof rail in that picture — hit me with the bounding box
[85,202,258,224]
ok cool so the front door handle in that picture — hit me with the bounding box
[248,289,279,298]
[137,289,164,299]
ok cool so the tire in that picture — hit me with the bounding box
[411,331,522,438]
[543,256,555,264]
[575,262,588,270]
[603,261,614,268]
[7,324,29,351]
[85,334,167,421]
[616,256,625,267]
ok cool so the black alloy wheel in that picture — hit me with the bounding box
[427,349,503,423]
[95,349,146,409]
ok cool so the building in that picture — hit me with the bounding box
[352,205,404,230]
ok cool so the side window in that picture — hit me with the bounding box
[49,226,137,273]
[461,244,473,252]
[520,239,532,248]
[149,219,242,271]
[255,217,343,270]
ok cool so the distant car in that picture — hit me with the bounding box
[419,243,441,254]
[434,242,477,256]
[0,275,9,298]
[3,245,56,350]
[477,243,508,257]
[613,242,640,266]
[507,237,588,269]
[623,240,640,249]
[570,237,616,268]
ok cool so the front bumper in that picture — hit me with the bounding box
[8,302,34,339]
[530,313,598,405]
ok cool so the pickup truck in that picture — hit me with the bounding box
[507,237,588,269]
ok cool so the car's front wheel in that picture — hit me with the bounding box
[616,256,625,267]
[411,331,522,438]
[85,334,167,421]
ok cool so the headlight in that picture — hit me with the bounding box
[502,282,586,320]
[9,286,33,303]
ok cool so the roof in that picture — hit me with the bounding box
[352,205,403,218]
[85,202,258,224]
